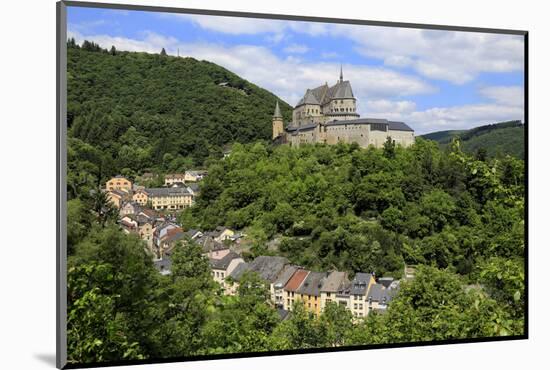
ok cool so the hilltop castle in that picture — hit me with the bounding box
[272,67,415,148]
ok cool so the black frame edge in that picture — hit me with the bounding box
[57,1,68,369]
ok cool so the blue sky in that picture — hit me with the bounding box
[68,6,525,134]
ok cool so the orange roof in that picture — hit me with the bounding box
[284,269,309,292]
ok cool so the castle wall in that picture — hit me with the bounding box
[388,130,415,147]
[286,124,415,148]
[323,123,370,147]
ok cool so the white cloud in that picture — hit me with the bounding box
[332,25,524,84]
[362,101,524,134]
[165,13,524,85]
[480,86,524,107]
[364,99,417,114]
[283,43,310,54]
[172,14,283,35]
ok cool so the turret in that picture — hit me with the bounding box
[272,100,284,139]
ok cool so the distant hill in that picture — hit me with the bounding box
[420,120,525,159]
[67,40,293,169]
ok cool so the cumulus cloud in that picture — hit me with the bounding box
[362,101,524,134]
[167,14,524,85]
[479,86,524,107]
[332,25,524,84]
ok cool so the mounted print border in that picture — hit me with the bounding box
[57,1,528,368]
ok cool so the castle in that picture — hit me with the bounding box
[272,67,415,148]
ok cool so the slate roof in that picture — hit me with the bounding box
[286,122,318,133]
[228,261,250,281]
[209,251,241,270]
[332,81,355,99]
[388,121,414,132]
[163,227,185,243]
[196,235,225,253]
[350,272,374,295]
[154,257,172,275]
[321,271,349,293]
[378,277,395,289]
[146,187,192,197]
[296,271,327,296]
[277,308,291,321]
[274,265,299,289]
[305,79,355,106]
[248,256,289,283]
[296,89,321,106]
[185,229,202,239]
[284,269,309,292]
[367,283,399,304]
[273,100,283,117]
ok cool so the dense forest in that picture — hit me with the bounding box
[67,139,525,364]
[421,120,525,159]
[66,40,525,365]
[66,39,292,199]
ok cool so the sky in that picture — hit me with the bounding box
[67,6,525,134]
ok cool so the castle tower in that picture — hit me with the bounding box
[272,100,284,139]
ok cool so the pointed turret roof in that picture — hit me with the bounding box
[340,64,343,82]
[273,100,282,118]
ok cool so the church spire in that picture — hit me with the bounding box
[273,100,282,118]
[339,64,343,82]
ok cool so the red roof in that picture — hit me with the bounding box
[284,269,309,292]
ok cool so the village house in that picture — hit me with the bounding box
[140,172,155,182]
[296,271,327,317]
[209,251,244,290]
[204,226,235,243]
[282,269,310,311]
[185,229,203,240]
[224,256,288,299]
[119,201,142,217]
[225,261,250,295]
[273,265,299,308]
[132,189,150,206]
[366,279,399,314]
[152,222,180,257]
[320,271,349,311]
[349,272,377,318]
[164,173,186,186]
[106,189,126,209]
[106,175,133,192]
[157,226,186,257]
[138,220,154,250]
[119,215,138,234]
[196,235,226,256]
[146,187,194,210]
[184,170,207,182]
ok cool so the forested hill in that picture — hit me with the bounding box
[66,40,292,192]
[421,120,525,159]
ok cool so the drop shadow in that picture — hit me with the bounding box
[34,353,57,367]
